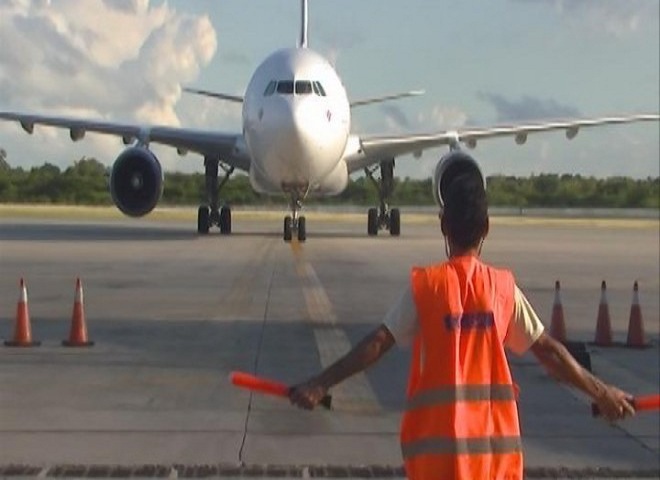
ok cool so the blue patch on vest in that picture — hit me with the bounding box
[444,312,494,331]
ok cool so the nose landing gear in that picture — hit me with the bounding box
[365,159,400,237]
[283,197,306,242]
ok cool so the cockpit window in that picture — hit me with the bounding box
[274,80,325,96]
[295,81,313,95]
[313,81,326,97]
[277,81,294,94]
[264,81,276,96]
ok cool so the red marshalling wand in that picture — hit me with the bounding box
[229,371,332,409]
[592,394,659,417]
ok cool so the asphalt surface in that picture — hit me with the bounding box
[0,211,658,479]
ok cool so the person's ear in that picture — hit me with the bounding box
[440,212,449,236]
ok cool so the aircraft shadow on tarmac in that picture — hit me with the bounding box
[0,317,409,412]
[0,223,197,242]
[0,222,397,242]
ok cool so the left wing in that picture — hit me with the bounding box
[343,114,660,173]
[0,112,250,171]
[350,90,424,108]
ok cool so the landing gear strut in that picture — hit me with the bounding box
[283,196,306,242]
[198,157,234,235]
[365,159,400,237]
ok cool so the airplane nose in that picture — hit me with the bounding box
[269,97,315,159]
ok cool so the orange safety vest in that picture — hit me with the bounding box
[401,255,523,480]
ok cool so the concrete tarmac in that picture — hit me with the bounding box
[0,211,658,478]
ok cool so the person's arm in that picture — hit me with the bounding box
[530,332,635,421]
[289,324,395,409]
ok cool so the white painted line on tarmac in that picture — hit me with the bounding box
[291,241,381,413]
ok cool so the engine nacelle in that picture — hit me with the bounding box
[110,147,163,217]
[432,150,485,207]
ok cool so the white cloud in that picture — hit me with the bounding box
[527,0,659,37]
[0,0,218,169]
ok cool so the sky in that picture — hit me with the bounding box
[0,0,658,180]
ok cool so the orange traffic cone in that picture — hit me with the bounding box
[549,280,567,343]
[593,280,613,346]
[626,281,648,348]
[4,278,41,347]
[62,278,94,347]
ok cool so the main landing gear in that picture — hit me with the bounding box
[197,157,235,235]
[283,196,306,242]
[365,159,400,237]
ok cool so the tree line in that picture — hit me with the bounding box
[0,156,658,209]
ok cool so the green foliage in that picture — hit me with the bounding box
[0,154,657,209]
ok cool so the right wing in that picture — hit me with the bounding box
[0,112,250,171]
[183,88,244,104]
[343,113,660,173]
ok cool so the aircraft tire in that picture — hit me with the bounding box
[283,216,293,242]
[367,208,378,236]
[297,216,306,242]
[220,206,232,234]
[390,208,401,236]
[198,206,210,234]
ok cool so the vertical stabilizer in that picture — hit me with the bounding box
[299,0,308,48]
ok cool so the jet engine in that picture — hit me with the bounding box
[110,147,163,217]
[432,150,485,207]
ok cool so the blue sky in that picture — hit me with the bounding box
[0,0,658,179]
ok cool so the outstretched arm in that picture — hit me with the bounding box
[289,324,395,409]
[530,332,635,421]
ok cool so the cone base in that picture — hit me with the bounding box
[62,340,95,347]
[4,340,41,347]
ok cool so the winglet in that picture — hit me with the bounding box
[299,0,308,48]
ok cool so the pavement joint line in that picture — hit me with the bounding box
[238,264,278,464]
[1,464,660,478]
[290,240,381,414]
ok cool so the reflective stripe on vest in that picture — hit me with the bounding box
[406,384,516,411]
[402,435,522,458]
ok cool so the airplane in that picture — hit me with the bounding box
[0,0,658,242]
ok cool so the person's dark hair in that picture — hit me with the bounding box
[442,173,488,249]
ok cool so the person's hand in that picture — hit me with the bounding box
[595,384,635,422]
[289,378,328,410]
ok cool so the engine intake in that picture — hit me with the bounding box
[110,147,163,217]
[432,151,485,207]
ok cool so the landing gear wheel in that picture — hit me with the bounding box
[389,208,400,236]
[197,206,210,234]
[297,216,306,242]
[367,208,378,236]
[220,206,232,234]
[283,216,293,242]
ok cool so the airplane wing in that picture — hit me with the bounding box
[343,114,660,173]
[0,112,251,171]
[350,90,424,108]
[183,88,244,103]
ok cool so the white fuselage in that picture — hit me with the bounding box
[242,48,350,198]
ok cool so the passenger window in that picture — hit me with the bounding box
[277,81,294,94]
[295,81,313,95]
[313,81,327,97]
[263,81,276,96]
